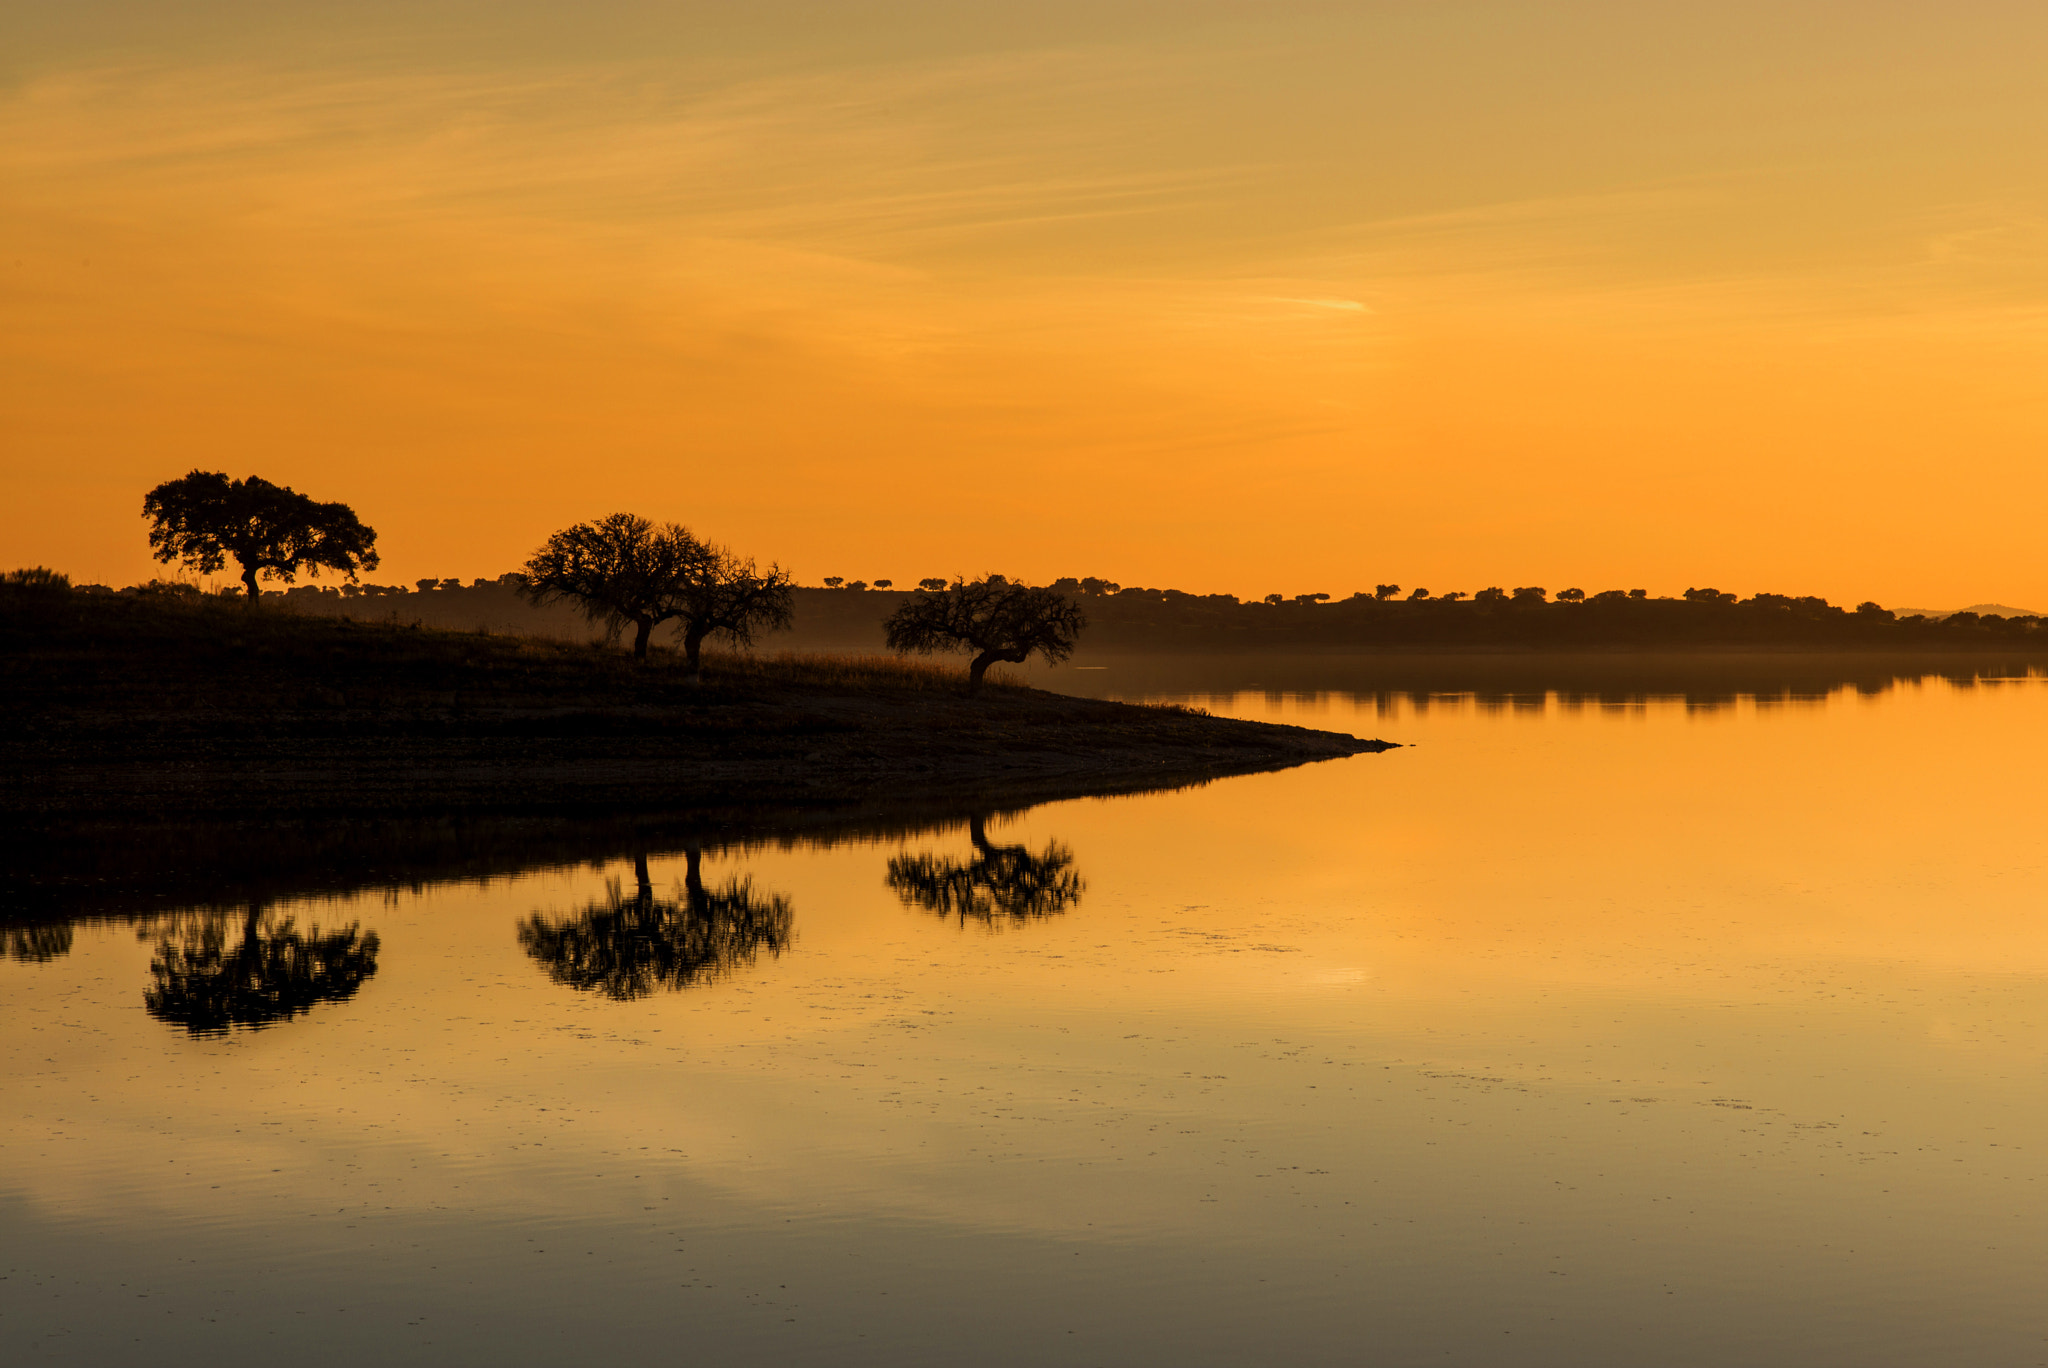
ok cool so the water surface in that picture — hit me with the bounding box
[7,659,2048,1365]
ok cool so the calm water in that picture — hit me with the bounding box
[7,660,2048,1366]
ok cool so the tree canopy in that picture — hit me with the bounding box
[520,514,792,668]
[882,575,1086,691]
[142,471,379,600]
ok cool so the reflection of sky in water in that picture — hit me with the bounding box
[5,670,2048,1365]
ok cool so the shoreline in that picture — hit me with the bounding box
[1,590,1393,829]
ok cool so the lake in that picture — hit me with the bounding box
[6,656,2048,1366]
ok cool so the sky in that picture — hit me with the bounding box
[5,1,2048,605]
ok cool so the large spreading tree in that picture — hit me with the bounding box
[142,471,380,600]
[520,513,793,669]
[884,575,1086,692]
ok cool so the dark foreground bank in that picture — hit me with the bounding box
[0,588,1392,826]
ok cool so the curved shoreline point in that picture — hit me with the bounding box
[0,591,1396,825]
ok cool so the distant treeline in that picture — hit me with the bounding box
[184,575,2048,652]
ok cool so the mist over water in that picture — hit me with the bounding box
[7,659,2048,1366]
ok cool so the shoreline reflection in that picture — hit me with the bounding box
[142,901,381,1036]
[519,850,794,999]
[888,814,1085,927]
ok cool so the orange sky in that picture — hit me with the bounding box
[6,2,2048,606]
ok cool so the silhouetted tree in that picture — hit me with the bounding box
[883,576,1086,693]
[917,577,949,592]
[873,579,894,589]
[1557,587,1585,603]
[1512,586,1547,603]
[824,576,845,588]
[886,816,1084,926]
[1474,587,1507,603]
[519,513,710,661]
[668,543,796,680]
[143,901,380,1035]
[518,851,794,999]
[143,471,379,600]
[1408,587,1431,600]
[1375,584,1400,600]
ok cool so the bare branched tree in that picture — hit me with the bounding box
[669,544,795,680]
[142,471,379,600]
[882,575,1086,693]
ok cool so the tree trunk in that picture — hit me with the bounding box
[683,847,705,910]
[630,618,653,660]
[633,853,653,900]
[681,627,709,681]
[240,564,260,601]
[967,650,1001,693]
[966,649,1026,693]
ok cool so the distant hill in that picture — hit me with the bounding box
[1893,603,2043,621]
[75,577,2048,655]
[244,580,2048,654]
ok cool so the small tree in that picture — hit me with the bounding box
[520,513,709,661]
[142,471,379,600]
[883,575,1085,693]
[1375,583,1401,600]
[668,543,796,679]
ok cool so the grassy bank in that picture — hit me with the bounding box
[1,587,1390,823]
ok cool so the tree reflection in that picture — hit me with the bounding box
[886,815,1085,926]
[5,923,72,962]
[519,851,794,999]
[143,901,380,1035]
